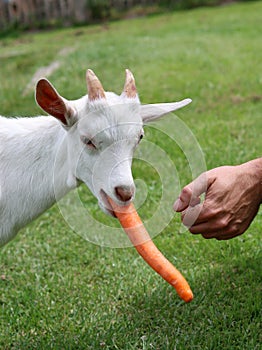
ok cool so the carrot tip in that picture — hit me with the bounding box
[107,195,194,303]
[182,291,194,303]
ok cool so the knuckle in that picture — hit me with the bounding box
[201,205,218,219]
[227,223,242,236]
[218,216,229,229]
[181,186,192,198]
[205,206,217,217]
[228,226,237,234]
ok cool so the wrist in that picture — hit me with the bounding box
[243,158,262,202]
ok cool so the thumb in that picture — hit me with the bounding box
[173,172,208,212]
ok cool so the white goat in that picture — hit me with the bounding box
[0,69,191,246]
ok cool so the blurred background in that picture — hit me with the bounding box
[0,0,254,33]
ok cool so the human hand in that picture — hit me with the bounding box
[173,159,262,240]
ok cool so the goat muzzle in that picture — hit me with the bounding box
[115,185,135,203]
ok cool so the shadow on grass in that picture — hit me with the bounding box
[24,255,260,349]
[2,243,261,350]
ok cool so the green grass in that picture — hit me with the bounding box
[1,2,262,349]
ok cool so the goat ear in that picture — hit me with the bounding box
[141,99,192,123]
[35,79,75,126]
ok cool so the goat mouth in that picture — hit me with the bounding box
[100,190,116,217]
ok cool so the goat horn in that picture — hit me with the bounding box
[86,69,106,101]
[123,69,137,98]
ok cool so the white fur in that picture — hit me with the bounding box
[0,75,191,246]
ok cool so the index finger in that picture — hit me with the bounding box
[173,172,209,212]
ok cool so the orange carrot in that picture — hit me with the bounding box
[107,197,193,303]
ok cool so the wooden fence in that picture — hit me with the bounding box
[0,0,159,30]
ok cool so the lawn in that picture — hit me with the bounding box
[0,2,262,349]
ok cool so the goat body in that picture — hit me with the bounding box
[0,115,71,245]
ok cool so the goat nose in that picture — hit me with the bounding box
[115,185,134,202]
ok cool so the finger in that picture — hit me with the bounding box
[202,232,236,240]
[190,197,201,207]
[189,220,223,234]
[201,232,218,239]
[215,234,235,240]
[181,204,204,228]
[192,224,242,240]
[181,201,218,228]
[176,196,201,214]
[174,173,209,212]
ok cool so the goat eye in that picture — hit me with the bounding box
[139,134,144,142]
[87,140,95,148]
[81,136,96,149]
